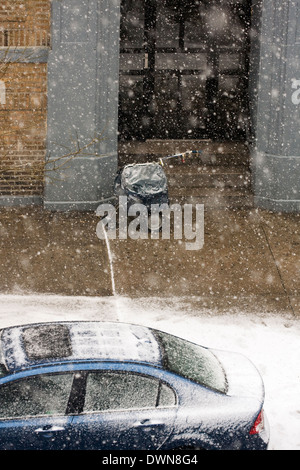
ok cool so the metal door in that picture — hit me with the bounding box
[119,0,252,141]
[67,370,177,450]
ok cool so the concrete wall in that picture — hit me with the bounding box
[44,0,120,211]
[251,0,300,212]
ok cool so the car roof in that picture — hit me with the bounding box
[0,321,163,373]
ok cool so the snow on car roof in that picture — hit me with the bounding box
[0,322,162,372]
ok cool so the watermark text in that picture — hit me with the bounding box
[96,197,204,251]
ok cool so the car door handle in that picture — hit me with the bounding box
[34,425,65,438]
[134,419,164,428]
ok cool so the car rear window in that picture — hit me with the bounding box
[0,331,8,377]
[154,331,227,393]
[22,324,72,360]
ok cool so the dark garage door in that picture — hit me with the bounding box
[118,0,252,141]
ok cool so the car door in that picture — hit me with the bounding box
[0,372,75,450]
[69,370,177,450]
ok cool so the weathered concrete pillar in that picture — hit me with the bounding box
[44,0,120,211]
[251,0,300,212]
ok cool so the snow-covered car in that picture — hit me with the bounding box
[0,321,269,450]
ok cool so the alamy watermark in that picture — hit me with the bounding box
[96,196,204,251]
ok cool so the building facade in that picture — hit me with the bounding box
[0,0,49,205]
[0,0,299,212]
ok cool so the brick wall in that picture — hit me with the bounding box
[0,0,50,198]
[0,0,50,47]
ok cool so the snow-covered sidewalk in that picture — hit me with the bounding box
[0,293,298,450]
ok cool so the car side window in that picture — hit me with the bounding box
[159,380,176,407]
[83,372,176,413]
[0,373,74,419]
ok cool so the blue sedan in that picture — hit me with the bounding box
[0,321,269,450]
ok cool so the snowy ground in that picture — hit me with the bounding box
[0,293,299,451]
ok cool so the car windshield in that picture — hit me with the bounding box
[154,331,227,393]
